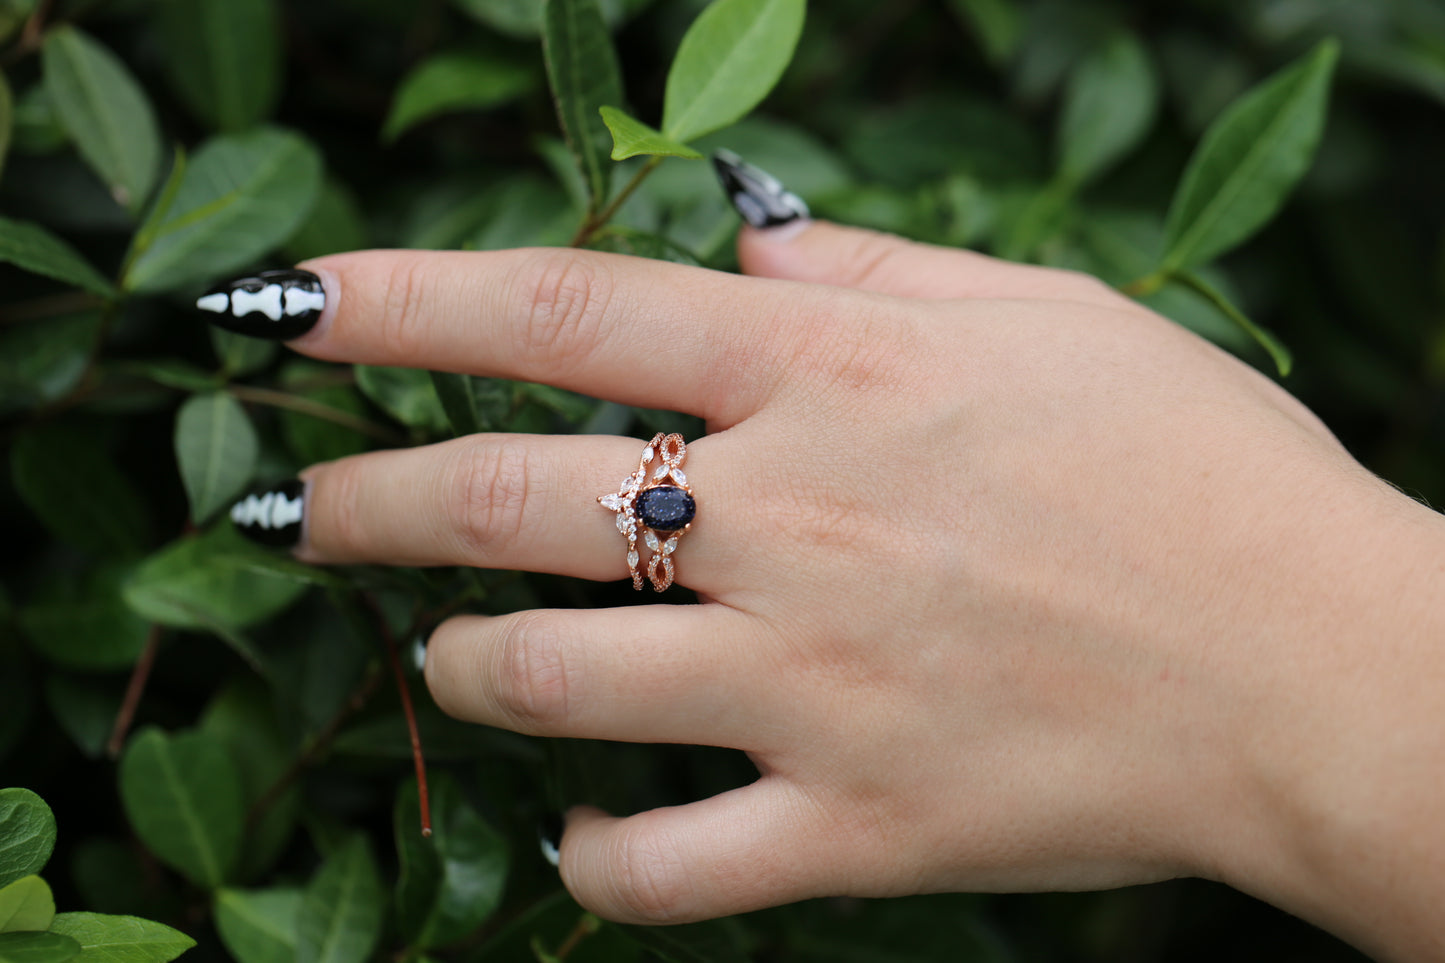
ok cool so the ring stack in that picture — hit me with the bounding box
[598,433,696,591]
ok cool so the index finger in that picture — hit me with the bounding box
[289,247,808,424]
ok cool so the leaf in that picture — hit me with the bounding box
[0,216,115,296]
[660,0,806,144]
[1057,31,1158,186]
[0,790,55,890]
[283,179,367,262]
[453,0,651,35]
[210,330,277,380]
[44,674,124,759]
[19,565,151,670]
[158,0,281,132]
[213,889,299,963]
[48,914,195,963]
[0,877,54,933]
[174,393,259,525]
[543,0,623,214]
[383,51,535,141]
[353,366,449,431]
[10,425,151,556]
[599,107,701,161]
[1171,270,1292,376]
[122,526,308,635]
[0,0,35,43]
[0,314,101,416]
[394,775,509,948]
[1160,39,1339,272]
[429,372,483,436]
[294,836,383,963]
[0,932,79,963]
[41,27,161,214]
[118,728,244,890]
[946,0,1021,66]
[123,128,322,294]
[0,71,12,180]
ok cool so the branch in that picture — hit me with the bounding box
[107,625,163,757]
[228,385,408,445]
[569,156,664,248]
[364,594,432,837]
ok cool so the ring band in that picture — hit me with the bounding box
[598,433,696,591]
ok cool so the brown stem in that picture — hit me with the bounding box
[107,625,163,757]
[0,292,105,325]
[228,385,408,445]
[366,594,431,837]
[555,913,601,960]
[568,156,663,248]
[0,0,54,66]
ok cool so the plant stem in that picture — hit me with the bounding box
[364,594,432,837]
[0,292,104,325]
[1119,270,1166,298]
[107,625,163,757]
[569,156,663,248]
[0,0,54,66]
[228,385,407,445]
[1174,270,1293,377]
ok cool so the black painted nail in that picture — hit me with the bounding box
[230,480,305,549]
[197,269,326,340]
[712,149,809,229]
[538,812,563,867]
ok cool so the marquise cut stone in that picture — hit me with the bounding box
[636,485,695,531]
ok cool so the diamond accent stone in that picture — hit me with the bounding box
[616,513,633,534]
[627,550,639,568]
[600,493,623,511]
[670,467,687,487]
[643,447,654,463]
[644,531,660,551]
[653,464,669,481]
[663,536,677,555]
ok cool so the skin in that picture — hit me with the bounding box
[277,222,1445,961]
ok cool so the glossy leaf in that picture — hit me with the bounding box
[0,216,115,296]
[43,675,123,759]
[429,372,483,436]
[0,790,55,890]
[452,0,650,35]
[383,52,535,141]
[211,330,277,380]
[543,0,623,213]
[174,393,259,525]
[0,876,53,933]
[19,565,150,670]
[47,914,194,963]
[1058,31,1157,185]
[0,932,79,963]
[660,0,805,144]
[599,107,701,160]
[394,775,509,948]
[123,128,322,294]
[121,526,308,635]
[283,179,367,261]
[118,727,244,890]
[0,72,12,180]
[158,0,281,131]
[354,366,449,432]
[1160,39,1339,272]
[294,836,382,963]
[213,889,298,963]
[10,425,151,556]
[946,0,1020,66]
[41,27,160,214]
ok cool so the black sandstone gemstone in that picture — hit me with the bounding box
[196,269,326,340]
[636,485,695,531]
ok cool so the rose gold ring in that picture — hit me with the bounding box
[597,433,696,592]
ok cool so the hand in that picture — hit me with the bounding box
[222,220,1445,960]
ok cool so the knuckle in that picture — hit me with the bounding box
[781,299,908,393]
[611,822,690,923]
[494,613,575,730]
[451,440,531,556]
[518,251,614,369]
[379,256,434,359]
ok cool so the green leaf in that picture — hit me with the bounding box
[599,107,701,160]
[0,790,55,890]
[19,565,151,670]
[283,178,367,262]
[0,216,115,296]
[0,0,35,43]
[10,425,151,556]
[158,0,281,132]
[294,836,382,963]
[354,366,449,432]
[118,727,244,890]
[123,128,322,294]
[383,51,535,141]
[0,314,100,416]
[41,27,161,214]
[660,0,805,144]
[44,674,123,759]
[213,889,298,963]
[1160,39,1340,272]
[1057,31,1158,186]
[48,914,195,963]
[0,932,79,963]
[0,877,53,933]
[1171,270,1292,376]
[543,0,624,214]
[210,330,277,379]
[453,0,650,35]
[0,72,13,180]
[946,0,1021,66]
[429,372,483,436]
[394,775,509,948]
[174,393,259,525]
[122,526,308,635]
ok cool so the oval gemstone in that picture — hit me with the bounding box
[635,485,695,531]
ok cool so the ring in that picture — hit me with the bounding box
[598,433,696,591]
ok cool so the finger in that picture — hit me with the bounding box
[424,605,768,748]
[293,248,810,424]
[557,781,837,924]
[738,220,1125,306]
[293,432,743,593]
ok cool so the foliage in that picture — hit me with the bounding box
[3,0,1441,960]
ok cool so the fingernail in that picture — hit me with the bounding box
[538,812,563,867]
[230,479,306,549]
[196,269,326,340]
[713,149,810,229]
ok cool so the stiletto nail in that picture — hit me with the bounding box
[230,480,305,548]
[196,269,326,340]
[712,149,809,229]
[538,812,563,867]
